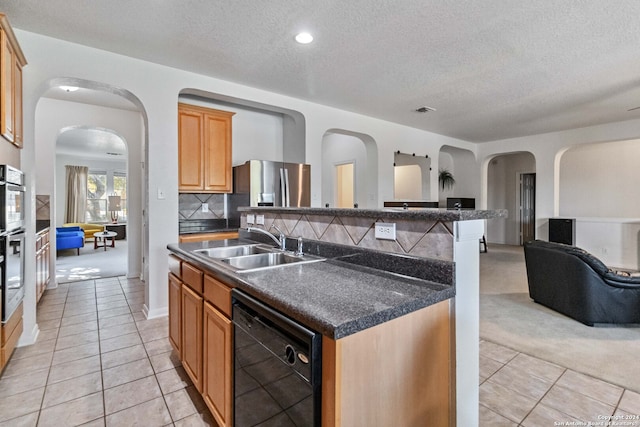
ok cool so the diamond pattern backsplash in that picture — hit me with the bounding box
[36,195,51,220]
[241,212,454,260]
[179,193,225,220]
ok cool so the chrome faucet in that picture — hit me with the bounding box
[247,226,287,251]
[295,236,304,256]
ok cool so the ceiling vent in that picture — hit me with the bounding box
[415,106,436,113]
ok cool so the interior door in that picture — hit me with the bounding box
[336,162,354,208]
[520,173,536,245]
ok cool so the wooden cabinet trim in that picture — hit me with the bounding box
[181,284,203,392]
[182,262,204,294]
[179,231,239,243]
[204,274,233,318]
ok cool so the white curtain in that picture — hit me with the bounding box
[65,165,88,223]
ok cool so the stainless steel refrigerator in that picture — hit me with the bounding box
[233,160,311,207]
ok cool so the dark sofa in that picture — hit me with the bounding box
[524,240,640,326]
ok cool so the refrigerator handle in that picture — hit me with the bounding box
[284,168,291,207]
[279,168,287,207]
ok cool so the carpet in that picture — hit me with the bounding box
[55,238,128,283]
[480,244,640,393]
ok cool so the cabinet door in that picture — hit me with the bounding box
[178,107,204,191]
[12,59,21,147]
[182,284,203,392]
[203,111,233,192]
[0,29,14,143]
[168,273,182,356]
[203,301,232,427]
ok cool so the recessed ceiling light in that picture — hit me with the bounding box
[295,32,314,44]
[60,86,79,92]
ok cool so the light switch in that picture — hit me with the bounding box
[157,188,165,200]
[247,214,255,225]
[256,215,265,225]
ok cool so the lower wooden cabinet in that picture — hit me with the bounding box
[203,301,232,427]
[168,273,182,356]
[181,283,203,392]
[1,302,23,372]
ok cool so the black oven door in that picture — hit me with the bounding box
[2,230,25,323]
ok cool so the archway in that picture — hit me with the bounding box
[321,129,378,208]
[438,145,477,207]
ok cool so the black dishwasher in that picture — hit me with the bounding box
[232,289,321,427]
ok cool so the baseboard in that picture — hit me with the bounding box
[143,304,168,320]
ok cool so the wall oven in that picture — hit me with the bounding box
[0,165,26,232]
[0,165,25,323]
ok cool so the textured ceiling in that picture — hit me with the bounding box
[3,0,640,142]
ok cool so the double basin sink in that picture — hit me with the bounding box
[193,243,325,273]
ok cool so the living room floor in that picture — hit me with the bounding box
[0,276,638,426]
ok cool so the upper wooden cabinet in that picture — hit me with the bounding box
[0,14,26,148]
[178,103,235,193]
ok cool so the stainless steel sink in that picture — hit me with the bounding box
[194,244,271,259]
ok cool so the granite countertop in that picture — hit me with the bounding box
[168,236,455,339]
[238,206,507,221]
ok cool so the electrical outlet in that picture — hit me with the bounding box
[201,203,209,212]
[246,214,255,225]
[375,222,396,240]
[256,215,265,225]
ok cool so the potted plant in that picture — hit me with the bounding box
[438,169,455,191]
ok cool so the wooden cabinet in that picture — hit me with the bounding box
[168,255,234,426]
[203,301,232,427]
[182,282,204,392]
[178,103,235,193]
[168,273,182,356]
[178,231,239,243]
[1,302,23,372]
[0,14,26,147]
[35,229,51,303]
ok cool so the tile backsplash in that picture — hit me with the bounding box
[240,211,454,261]
[36,195,50,220]
[179,194,225,220]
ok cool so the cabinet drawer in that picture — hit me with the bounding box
[1,302,22,344]
[204,275,233,318]
[182,262,203,294]
[168,255,182,278]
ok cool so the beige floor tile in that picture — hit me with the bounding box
[104,375,162,414]
[37,391,104,427]
[37,328,60,342]
[60,311,98,327]
[156,366,192,395]
[135,317,168,332]
[480,340,519,364]
[139,324,169,343]
[47,354,102,384]
[505,353,565,382]
[101,344,148,370]
[2,352,53,378]
[97,299,130,312]
[105,396,172,427]
[102,358,155,389]
[479,404,518,426]
[100,331,142,353]
[98,306,132,320]
[0,411,39,427]
[42,371,103,409]
[132,311,147,322]
[150,350,182,373]
[64,293,96,304]
[99,322,139,340]
[63,305,97,318]
[488,364,554,400]
[480,355,504,379]
[38,302,65,314]
[55,330,100,351]
[144,337,174,356]
[165,387,200,421]
[556,369,624,406]
[37,309,64,321]
[0,387,45,423]
[52,341,100,365]
[522,403,583,427]
[58,320,99,338]
[174,412,218,427]
[77,417,106,427]
[480,380,538,423]
[99,313,134,329]
[619,390,640,414]
[541,385,615,422]
[11,337,56,360]
[38,318,62,331]
[0,367,49,398]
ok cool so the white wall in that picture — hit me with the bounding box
[17,28,474,331]
[177,96,284,166]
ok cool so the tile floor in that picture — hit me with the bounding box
[2,277,639,426]
[0,277,215,427]
[480,339,640,426]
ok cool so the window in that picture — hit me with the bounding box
[85,170,127,222]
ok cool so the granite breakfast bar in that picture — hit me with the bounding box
[168,207,506,426]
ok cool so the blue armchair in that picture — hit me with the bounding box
[56,226,85,255]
